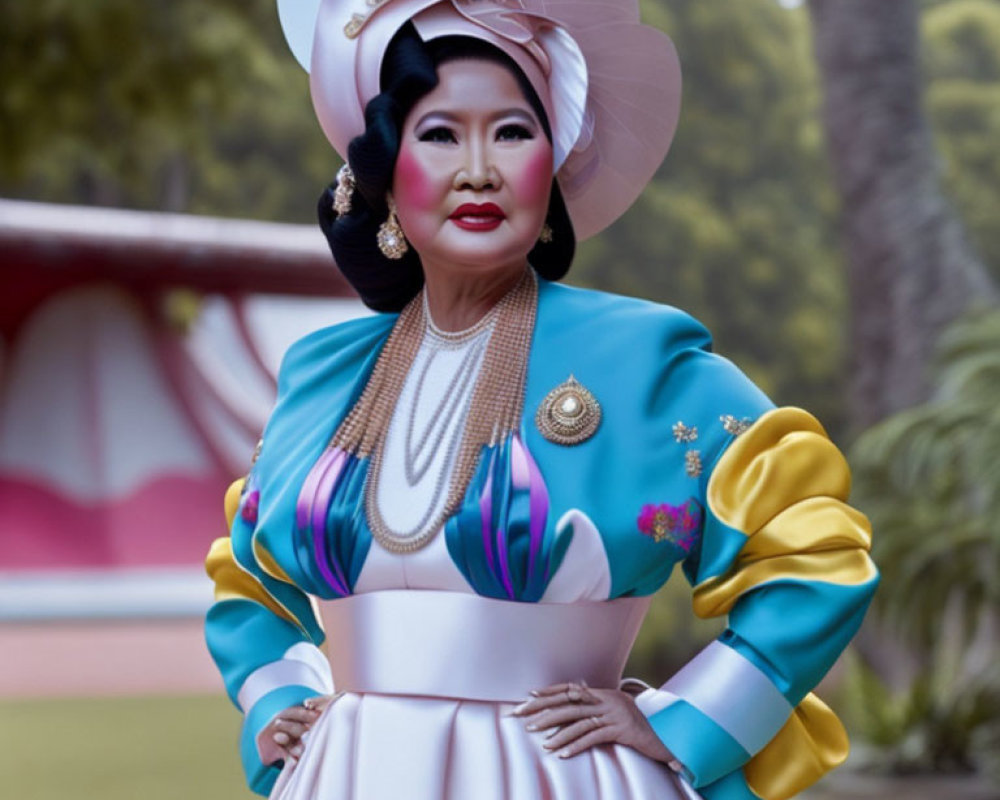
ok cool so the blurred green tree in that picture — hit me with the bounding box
[848,308,1000,776]
[807,0,997,430]
[577,0,847,431]
[852,309,1000,654]
[0,0,332,219]
[923,0,1000,283]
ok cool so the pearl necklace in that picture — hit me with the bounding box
[328,269,538,553]
[403,326,490,487]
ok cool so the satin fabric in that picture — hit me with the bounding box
[652,406,877,796]
[270,693,703,800]
[744,694,848,800]
[205,282,878,797]
[318,591,649,702]
[266,500,699,799]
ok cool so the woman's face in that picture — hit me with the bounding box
[392,58,554,277]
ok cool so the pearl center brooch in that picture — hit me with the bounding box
[535,375,601,445]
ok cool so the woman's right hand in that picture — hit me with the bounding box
[257,695,335,766]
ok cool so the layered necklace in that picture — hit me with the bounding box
[401,305,492,489]
[329,268,537,554]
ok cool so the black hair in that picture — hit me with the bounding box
[318,24,575,312]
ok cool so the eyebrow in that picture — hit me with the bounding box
[414,108,538,129]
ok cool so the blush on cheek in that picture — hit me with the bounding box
[512,149,554,209]
[393,148,437,212]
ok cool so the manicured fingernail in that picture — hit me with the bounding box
[512,701,531,715]
[274,732,289,745]
[525,723,538,731]
[529,690,540,697]
[558,750,570,759]
[291,745,303,757]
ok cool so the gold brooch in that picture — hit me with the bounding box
[535,375,601,446]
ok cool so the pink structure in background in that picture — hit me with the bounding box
[0,199,362,696]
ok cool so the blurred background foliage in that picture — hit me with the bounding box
[2,0,849,426]
[924,0,1000,277]
[846,308,1000,780]
[0,0,332,218]
[2,0,999,790]
[4,0,999,431]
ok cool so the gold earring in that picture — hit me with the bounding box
[539,223,554,244]
[332,164,355,216]
[377,197,409,259]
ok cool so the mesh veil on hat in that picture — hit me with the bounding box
[278,0,681,240]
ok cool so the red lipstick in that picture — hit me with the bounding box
[449,202,505,232]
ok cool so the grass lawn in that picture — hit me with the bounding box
[6,695,994,800]
[0,694,256,799]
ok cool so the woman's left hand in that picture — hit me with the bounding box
[512,681,679,765]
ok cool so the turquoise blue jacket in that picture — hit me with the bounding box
[206,279,878,799]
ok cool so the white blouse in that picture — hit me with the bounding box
[357,321,611,602]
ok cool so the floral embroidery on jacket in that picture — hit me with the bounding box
[720,414,753,436]
[684,449,703,478]
[637,500,702,551]
[672,421,698,443]
[240,472,261,524]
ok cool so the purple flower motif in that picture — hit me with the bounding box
[240,484,260,524]
[637,504,672,542]
[637,500,702,551]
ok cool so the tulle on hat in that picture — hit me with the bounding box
[277,0,681,240]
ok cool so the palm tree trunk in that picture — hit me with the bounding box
[807,0,996,430]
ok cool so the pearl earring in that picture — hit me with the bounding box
[377,197,409,259]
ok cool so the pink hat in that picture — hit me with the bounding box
[278,0,681,240]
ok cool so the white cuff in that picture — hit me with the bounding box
[237,642,334,713]
[633,686,681,717]
[620,679,688,777]
[663,640,793,754]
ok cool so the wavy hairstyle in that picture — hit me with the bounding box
[318,24,575,312]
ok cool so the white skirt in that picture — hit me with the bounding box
[271,691,702,800]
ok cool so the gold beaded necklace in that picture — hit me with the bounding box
[328,268,538,554]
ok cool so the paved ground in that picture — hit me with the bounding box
[804,772,999,800]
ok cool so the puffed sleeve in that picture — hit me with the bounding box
[205,470,332,795]
[638,408,878,800]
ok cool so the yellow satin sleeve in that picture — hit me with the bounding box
[205,536,302,630]
[696,407,875,616]
[209,477,303,630]
[744,694,849,800]
[697,408,875,799]
[223,477,245,530]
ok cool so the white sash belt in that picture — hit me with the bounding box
[318,590,652,703]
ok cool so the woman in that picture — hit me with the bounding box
[205,1,879,799]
